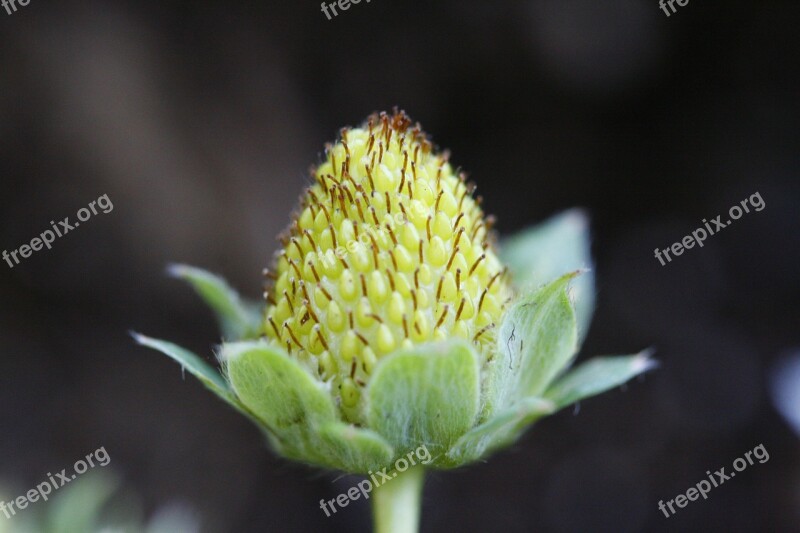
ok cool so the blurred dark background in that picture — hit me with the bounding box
[1,1,798,531]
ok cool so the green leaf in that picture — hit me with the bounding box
[500,210,595,343]
[133,333,235,404]
[484,272,579,417]
[445,396,554,467]
[168,264,263,340]
[223,341,337,464]
[545,350,657,410]
[366,340,480,463]
[317,422,395,474]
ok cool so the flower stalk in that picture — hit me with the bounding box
[371,467,425,533]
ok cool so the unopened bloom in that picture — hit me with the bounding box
[136,110,653,476]
[263,111,511,425]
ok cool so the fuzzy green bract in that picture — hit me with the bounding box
[135,211,654,473]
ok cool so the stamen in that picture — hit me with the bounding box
[446,246,460,271]
[268,316,281,338]
[386,224,398,245]
[455,298,466,321]
[303,229,317,250]
[469,254,486,276]
[434,190,444,212]
[368,233,380,268]
[452,212,465,231]
[453,227,465,249]
[473,323,495,342]
[284,322,303,348]
[435,305,449,329]
[316,326,330,352]
[355,197,366,222]
[366,164,375,191]
[354,331,369,346]
[319,285,333,301]
[328,223,337,248]
[320,204,332,225]
[478,288,488,313]
[327,143,337,177]
[291,238,304,258]
[284,291,294,314]
[289,260,303,279]
[300,281,311,303]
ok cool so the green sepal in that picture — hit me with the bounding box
[222,341,337,465]
[318,422,395,474]
[544,350,656,410]
[483,272,579,418]
[500,210,595,343]
[133,333,264,430]
[444,396,554,467]
[168,264,263,340]
[366,340,480,465]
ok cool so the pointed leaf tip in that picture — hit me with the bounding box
[167,264,264,340]
[544,350,657,410]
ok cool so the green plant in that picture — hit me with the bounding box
[135,110,654,533]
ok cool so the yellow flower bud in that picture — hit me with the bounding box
[263,110,511,418]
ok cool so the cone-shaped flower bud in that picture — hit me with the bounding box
[263,110,511,422]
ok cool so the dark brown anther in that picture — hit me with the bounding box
[473,323,495,342]
[446,246,460,271]
[268,316,281,338]
[455,298,466,321]
[435,306,449,330]
[452,212,465,231]
[478,288,488,313]
[284,322,303,348]
[469,254,486,276]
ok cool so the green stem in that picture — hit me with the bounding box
[371,466,425,533]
